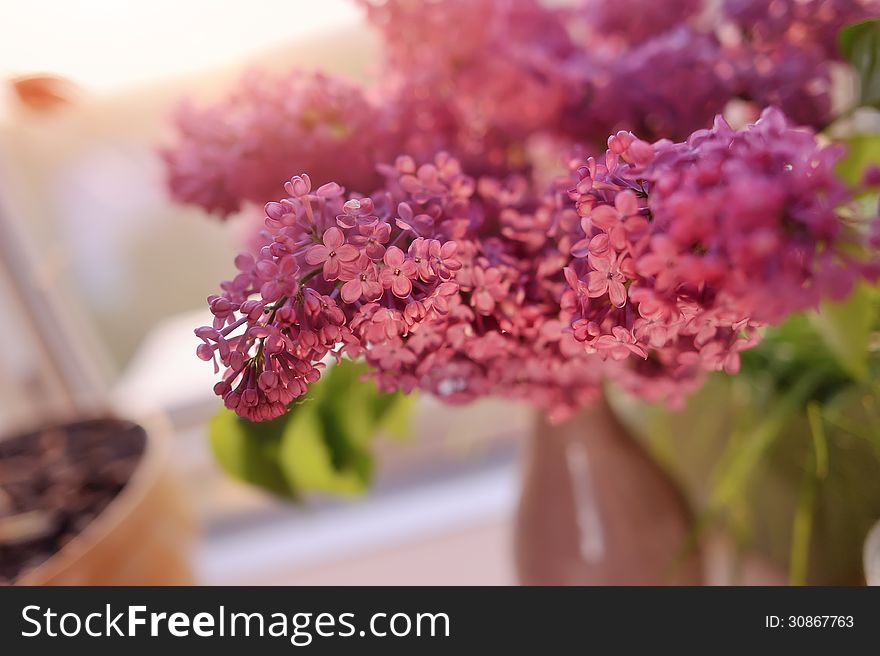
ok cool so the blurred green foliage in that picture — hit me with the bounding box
[613,266,880,585]
[839,19,880,110]
[837,134,880,188]
[209,360,415,499]
[615,288,880,584]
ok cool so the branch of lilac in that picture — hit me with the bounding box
[173,2,880,425]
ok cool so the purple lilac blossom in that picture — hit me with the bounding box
[164,0,875,217]
[163,71,392,217]
[197,110,878,422]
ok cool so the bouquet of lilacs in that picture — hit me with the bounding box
[165,0,880,440]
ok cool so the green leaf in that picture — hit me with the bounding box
[707,370,825,513]
[207,359,416,499]
[836,134,880,187]
[376,391,417,440]
[278,401,369,496]
[806,402,829,480]
[788,401,833,585]
[839,19,880,109]
[209,410,294,497]
[318,360,379,446]
[788,457,818,586]
[808,282,876,382]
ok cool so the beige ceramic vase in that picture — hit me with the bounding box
[515,397,702,585]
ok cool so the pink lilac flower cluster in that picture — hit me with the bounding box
[178,1,879,421]
[559,108,874,406]
[196,149,609,422]
[360,0,574,172]
[720,0,880,128]
[371,0,876,143]
[195,165,467,420]
[162,71,391,216]
[569,0,879,141]
[362,154,609,418]
[579,0,704,46]
[198,109,877,421]
[164,0,875,220]
[570,26,735,143]
[722,0,879,61]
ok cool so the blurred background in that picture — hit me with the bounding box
[1,0,878,586]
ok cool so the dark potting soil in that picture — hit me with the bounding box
[0,418,146,583]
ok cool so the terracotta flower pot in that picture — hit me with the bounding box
[3,414,195,586]
[514,397,702,585]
